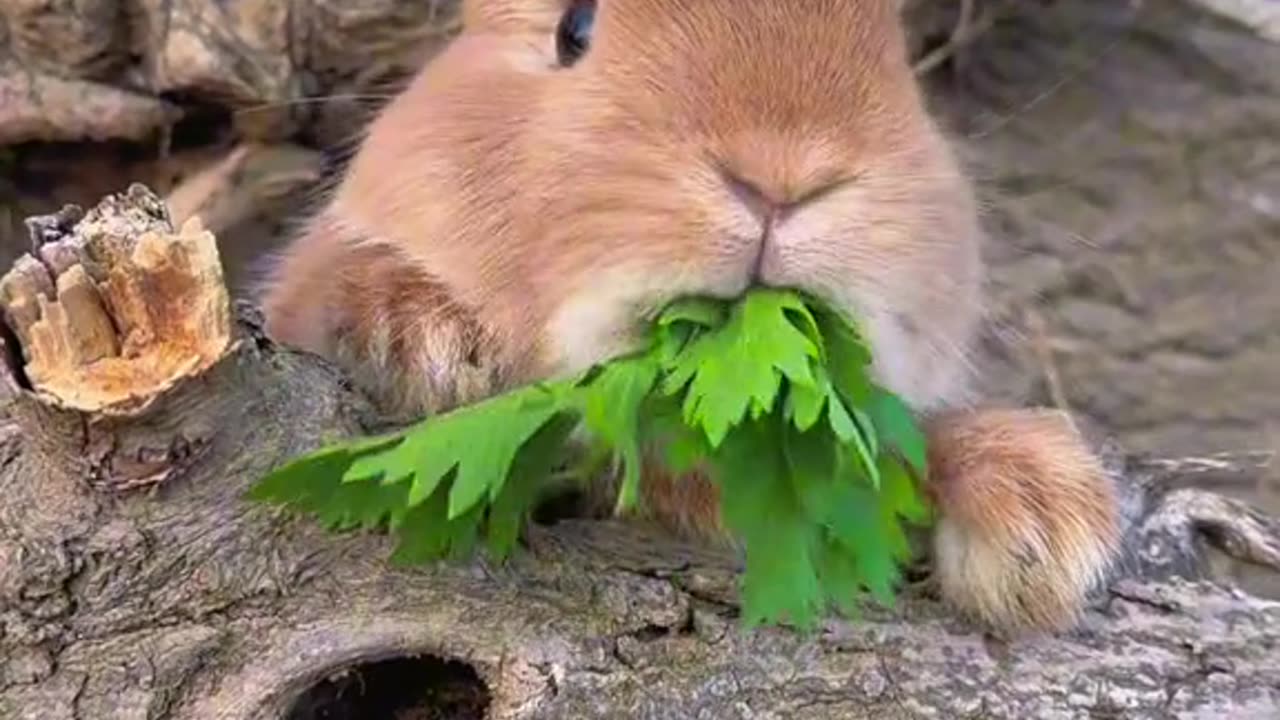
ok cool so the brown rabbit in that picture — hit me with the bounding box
[259,0,1120,633]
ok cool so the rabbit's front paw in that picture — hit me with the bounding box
[926,409,1121,633]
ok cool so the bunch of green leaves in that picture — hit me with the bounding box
[248,289,933,629]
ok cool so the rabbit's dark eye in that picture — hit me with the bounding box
[556,0,595,67]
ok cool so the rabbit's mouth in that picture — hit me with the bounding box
[543,244,976,419]
[543,251,820,374]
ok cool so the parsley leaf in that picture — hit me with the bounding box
[866,388,929,477]
[662,289,819,447]
[249,288,934,632]
[486,413,579,558]
[714,415,823,629]
[573,356,661,512]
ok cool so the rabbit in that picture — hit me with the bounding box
[259,0,1120,634]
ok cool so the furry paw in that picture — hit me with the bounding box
[925,408,1121,633]
[260,213,503,420]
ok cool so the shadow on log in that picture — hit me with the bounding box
[0,187,1277,719]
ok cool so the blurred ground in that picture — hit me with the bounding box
[2,0,1276,591]
[926,0,1279,593]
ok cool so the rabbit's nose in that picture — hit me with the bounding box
[721,170,781,226]
[720,168,848,227]
[720,170,792,283]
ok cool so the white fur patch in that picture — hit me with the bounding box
[859,301,976,413]
[545,263,747,376]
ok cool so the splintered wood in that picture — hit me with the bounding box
[0,184,232,412]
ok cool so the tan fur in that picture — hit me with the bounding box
[261,0,1121,633]
[925,409,1120,632]
[638,464,725,539]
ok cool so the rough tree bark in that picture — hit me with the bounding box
[0,186,1277,720]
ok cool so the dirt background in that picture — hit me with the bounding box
[927,0,1280,595]
[2,0,1277,593]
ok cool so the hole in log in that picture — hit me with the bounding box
[532,486,591,526]
[284,654,491,720]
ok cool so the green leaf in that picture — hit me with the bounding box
[879,454,932,526]
[786,361,829,432]
[866,387,928,476]
[387,484,450,564]
[824,383,860,443]
[780,301,825,358]
[486,413,580,559]
[640,394,711,476]
[248,433,400,506]
[739,514,823,629]
[813,306,874,406]
[781,421,840,494]
[657,297,727,329]
[741,290,821,387]
[830,484,900,606]
[574,356,661,512]
[339,430,452,511]
[714,416,823,630]
[815,535,864,616]
[846,416,881,490]
[781,422,905,606]
[250,286,936,634]
[786,426,865,554]
[820,372,879,491]
[430,385,567,519]
[651,297,726,365]
[388,478,484,565]
[340,436,406,484]
[661,290,820,447]
[348,476,412,530]
[850,406,879,459]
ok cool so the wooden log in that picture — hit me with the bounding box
[0,185,1276,719]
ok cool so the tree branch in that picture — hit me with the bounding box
[0,186,1277,719]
